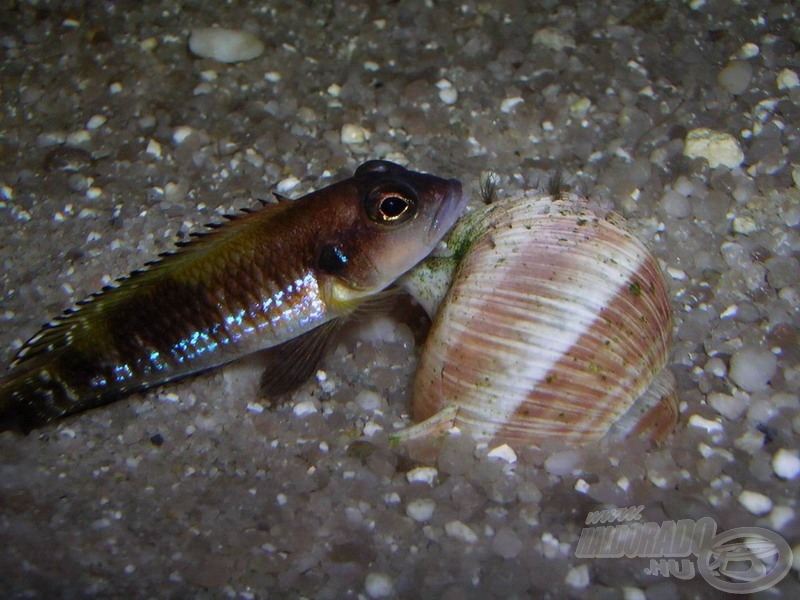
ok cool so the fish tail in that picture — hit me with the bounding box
[0,351,110,433]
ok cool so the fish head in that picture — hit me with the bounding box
[311,160,467,306]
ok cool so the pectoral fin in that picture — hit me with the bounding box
[259,319,343,397]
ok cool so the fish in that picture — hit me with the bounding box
[0,160,467,432]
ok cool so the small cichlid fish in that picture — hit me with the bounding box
[0,160,466,432]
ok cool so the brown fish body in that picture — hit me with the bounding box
[0,160,466,431]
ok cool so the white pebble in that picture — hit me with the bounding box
[729,347,778,392]
[363,421,383,437]
[684,127,744,169]
[707,392,747,420]
[769,506,794,531]
[738,490,773,515]
[245,402,264,414]
[732,215,758,234]
[292,400,317,417]
[772,449,800,480]
[276,176,300,194]
[172,126,194,144]
[777,68,799,90]
[364,572,393,599]
[622,586,647,600]
[666,266,686,280]
[406,466,438,486]
[445,520,479,544]
[406,498,436,522]
[689,414,723,433]
[438,87,458,105]
[66,130,91,146]
[86,114,107,130]
[356,389,383,411]
[544,449,583,476]
[188,27,265,63]
[145,139,162,158]
[565,564,590,589]
[487,443,517,463]
[340,123,370,144]
[500,96,524,113]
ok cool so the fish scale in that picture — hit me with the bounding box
[0,160,466,432]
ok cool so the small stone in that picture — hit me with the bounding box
[533,27,575,51]
[438,87,458,105]
[544,450,583,476]
[684,128,744,169]
[188,27,265,63]
[777,69,799,90]
[445,520,479,544]
[738,490,773,515]
[340,123,370,144]
[729,347,778,392]
[365,572,393,599]
[565,564,590,589]
[276,176,300,194]
[292,400,317,417]
[688,415,723,433]
[732,215,758,234]
[86,114,107,130]
[707,392,747,420]
[145,139,162,158]
[772,449,800,480]
[500,97,524,113]
[406,466,438,485]
[491,526,523,559]
[406,498,436,522]
[718,61,753,95]
[487,444,517,463]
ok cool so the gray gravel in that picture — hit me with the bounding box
[1,1,799,598]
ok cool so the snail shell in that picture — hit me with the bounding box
[402,191,676,447]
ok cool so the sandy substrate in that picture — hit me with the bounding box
[1,1,799,598]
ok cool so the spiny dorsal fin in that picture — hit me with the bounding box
[10,197,295,369]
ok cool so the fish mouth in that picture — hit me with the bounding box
[428,179,468,243]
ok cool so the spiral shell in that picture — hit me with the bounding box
[405,191,676,447]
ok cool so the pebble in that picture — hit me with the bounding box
[532,27,575,51]
[340,123,370,144]
[364,572,394,598]
[406,498,436,522]
[717,60,753,95]
[188,27,265,63]
[544,450,583,476]
[487,443,517,463]
[707,392,747,420]
[565,564,590,589]
[406,466,438,486]
[772,449,800,480]
[777,68,799,90]
[688,415,723,434]
[292,400,318,417]
[445,520,479,544]
[491,526,523,559]
[500,97,524,113]
[738,490,773,515]
[729,347,778,392]
[683,128,744,169]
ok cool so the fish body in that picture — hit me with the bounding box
[0,160,466,432]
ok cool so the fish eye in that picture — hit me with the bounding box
[364,185,418,226]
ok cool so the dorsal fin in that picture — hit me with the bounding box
[10,197,295,369]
